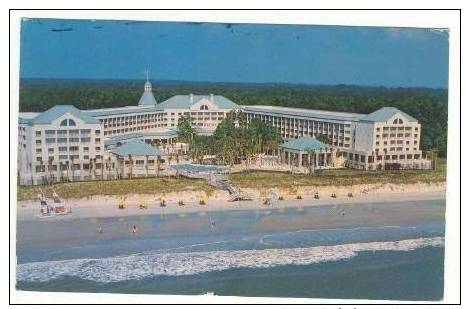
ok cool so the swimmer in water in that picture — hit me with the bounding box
[132,225,138,234]
[210,219,216,230]
[97,226,103,234]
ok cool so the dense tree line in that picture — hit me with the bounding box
[19,79,448,156]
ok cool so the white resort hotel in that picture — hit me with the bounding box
[17,78,431,185]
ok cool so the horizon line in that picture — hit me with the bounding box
[19,77,448,91]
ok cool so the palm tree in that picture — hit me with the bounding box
[425,148,439,170]
[47,157,54,183]
[65,160,70,182]
[156,155,162,177]
[306,148,316,175]
[107,156,112,180]
[88,158,93,180]
[145,155,149,177]
[128,154,133,179]
[100,157,104,180]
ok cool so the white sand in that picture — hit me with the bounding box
[16,182,446,221]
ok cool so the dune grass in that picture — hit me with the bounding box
[17,177,213,201]
[17,159,446,201]
[229,159,446,189]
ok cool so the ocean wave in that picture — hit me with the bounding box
[16,237,444,283]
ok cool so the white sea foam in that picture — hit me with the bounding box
[17,237,444,283]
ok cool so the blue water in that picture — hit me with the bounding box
[16,199,446,300]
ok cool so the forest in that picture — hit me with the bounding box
[18,78,448,157]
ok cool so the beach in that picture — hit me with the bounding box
[15,183,446,300]
[17,182,446,221]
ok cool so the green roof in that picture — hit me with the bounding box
[84,105,162,117]
[280,136,330,151]
[159,95,239,109]
[361,107,417,123]
[111,140,164,157]
[23,105,100,125]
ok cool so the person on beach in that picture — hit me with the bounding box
[97,226,103,234]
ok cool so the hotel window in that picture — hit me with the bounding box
[95,138,101,143]
[95,147,101,151]
[35,131,41,137]
[58,146,67,152]
[36,140,41,145]
[48,148,54,154]
[36,157,42,162]
[376,128,380,132]
[36,148,42,154]
[59,155,68,160]
[60,119,76,126]
[45,130,55,135]
[95,130,100,134]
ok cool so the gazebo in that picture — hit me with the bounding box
[111,140,165,178]
[279,136,337,169]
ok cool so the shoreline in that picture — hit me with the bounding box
[17,182,446,221]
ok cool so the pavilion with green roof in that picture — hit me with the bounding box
[110,140,165,178]
[279,136,337,169]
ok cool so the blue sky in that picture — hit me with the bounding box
[20,18,449,88]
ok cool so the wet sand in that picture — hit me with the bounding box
[16,193,446,252]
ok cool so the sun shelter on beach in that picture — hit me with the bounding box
[110,140,166,178]
[279,136,338,169]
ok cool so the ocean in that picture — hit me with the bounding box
[16,200,445,301]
